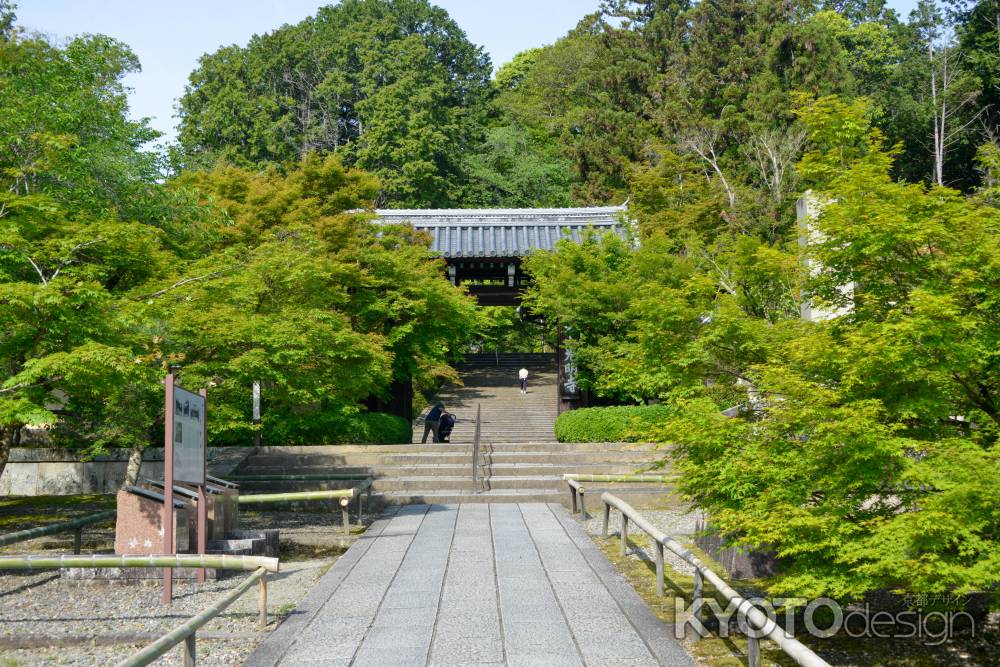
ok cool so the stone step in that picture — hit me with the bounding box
[369,486,669,506]
[235,461,654,478]
[414,359,561,444]
[244,442,657,455]
[238,475,673,493]
[240,451,658,468]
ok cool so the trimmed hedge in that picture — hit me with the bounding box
[553,405,671,443]
[263,411,411,445]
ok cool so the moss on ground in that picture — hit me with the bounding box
[0,494,116,531]
[596,531,792,665]
[278,541,346,562]
[594,530,999,666]
[0,494,117,555]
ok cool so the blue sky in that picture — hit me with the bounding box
[18,1,920,145]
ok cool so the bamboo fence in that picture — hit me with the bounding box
[562,473,673,483]
[116,567,268,667]
[0,553,279,573]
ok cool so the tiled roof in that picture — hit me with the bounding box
[375,205,628,258]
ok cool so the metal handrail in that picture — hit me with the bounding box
[117,566,269,667]
[599,492,830,667]
[0,509,116,553]
[472,403,482,486]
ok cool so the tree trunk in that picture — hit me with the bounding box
[123,444,144,488]
[930,42,945,187]
[0,425,22,484]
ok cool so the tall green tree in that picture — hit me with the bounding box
[658,96,1000,601]
[496,14,656,203]
[177,0,493,207]
[166,155,479,444]
[0,29,170,478]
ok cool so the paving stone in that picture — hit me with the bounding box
[586,658,661,667]
[434,608,501,628]
[247,502,693,666]
[278,657,351,667]
[518,503,664,666]
[359,623,434,649]
[353,644,430,667]
[429,636,505,664]
[371,605,439,628]
[382,590,442,609]
[506,653,583,667]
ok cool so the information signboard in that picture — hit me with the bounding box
[171,385,206,485]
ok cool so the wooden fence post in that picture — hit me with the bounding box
[620,515,629,557]
[692,569,704,641]
[748,634,760,667]
[655,542,664,597]
[340,497,350,535]
[258,573,267,630]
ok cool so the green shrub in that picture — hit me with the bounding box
[262,411,411,445]
[554,405,671,442]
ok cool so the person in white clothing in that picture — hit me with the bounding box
[518,367,529,394]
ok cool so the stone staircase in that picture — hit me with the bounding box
[232,354,674,506]
[232,442,670,506]
[412,355,559,444]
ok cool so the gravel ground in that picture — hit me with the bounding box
[0,508,355,666]
[240,507,370,549]
[575,499,701,576]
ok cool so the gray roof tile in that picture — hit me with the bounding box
[375,206,628,258]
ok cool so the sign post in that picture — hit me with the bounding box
[197,387,208,583]
[162,374,208,603]
[252,381,261,448]
[163,374,174,604]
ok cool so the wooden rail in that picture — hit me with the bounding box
[597,491,830,667]
[0,509,116,553]
[116,567,269,667]
[237,479,374,535]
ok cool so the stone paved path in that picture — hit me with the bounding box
[247,504,694,667]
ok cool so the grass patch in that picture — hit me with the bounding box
[0,494,116,532]
[278,541,346,562]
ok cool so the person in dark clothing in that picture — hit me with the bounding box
[438,412,456,442]
[422,402,445,443]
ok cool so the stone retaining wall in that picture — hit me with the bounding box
[693,514,780,580]
[0,447,253,495]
